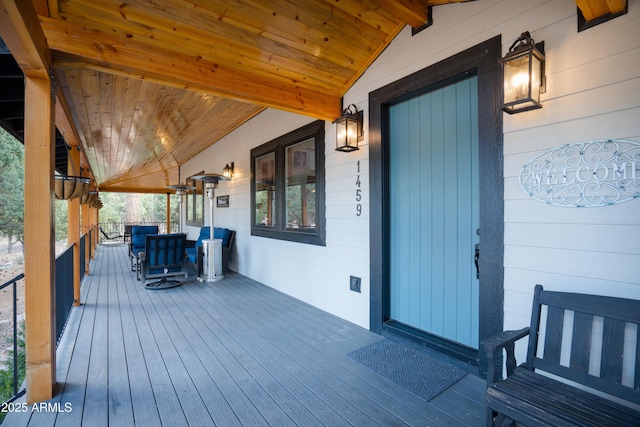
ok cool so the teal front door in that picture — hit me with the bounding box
[388,75,480,349]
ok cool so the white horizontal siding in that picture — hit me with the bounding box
[502,0,640,343]
[504,108,640,156]
[182,0,640,333]
[506,223,640,254]
[183,109,371,327]
[504,246,638,284]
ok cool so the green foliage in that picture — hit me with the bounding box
[286,182,316,228]
[54,199,68,241]
[0,128,179,246]
[139,193,178,223]
[99,192,126,223]
[0,322,26,423]
[0,129,24,247]
[99,192,178,228]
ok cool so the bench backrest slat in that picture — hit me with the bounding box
[636,327,640,390]
[543,306,564,364]
[526,285,640,406]
[601,318,625,382]
[569,311,593,372]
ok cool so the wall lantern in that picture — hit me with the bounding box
[501,31,546,114]
[333,104,363,152]
[222,162,234,179]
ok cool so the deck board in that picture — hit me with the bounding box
[5,244,487,426]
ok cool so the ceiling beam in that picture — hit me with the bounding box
[0,0,51,79]
[0,0,94,179]
[575,0,627,22]
[372,0,430,29]
[40,16,342,122]
[54,86,93,175]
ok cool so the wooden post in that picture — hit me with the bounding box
[82,202,90,275]
[166,193,171,233]
[68,149,81,306]
[23,76,56,403]
[92,207,98,258]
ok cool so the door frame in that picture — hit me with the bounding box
[368,36,503,376]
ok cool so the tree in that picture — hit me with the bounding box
[99,192,126,223]
[0,128,24,253]
[54,199,68,242]
[99,192,178,232]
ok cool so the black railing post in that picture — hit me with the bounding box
[0,273,25,404]
[12,277,18,398]
[55,246,76,345]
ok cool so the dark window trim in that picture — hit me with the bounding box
[250,120,326,246]
[185,172,205,227]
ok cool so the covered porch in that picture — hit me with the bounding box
[2,0,637,418]
[6,244,484,426]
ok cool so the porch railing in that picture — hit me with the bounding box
[55,245,75,346]
[0,244,79,407]
[98,221,179,243]
[80,234,86,278]
[0,273,25,405]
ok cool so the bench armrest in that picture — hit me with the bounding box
[481,327,529,384]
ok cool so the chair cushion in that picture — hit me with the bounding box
[187,227,232,264]
[196,227,231,247]
[214,228,232,247]
[195,227,210,248]
[185,247,197,264]
[131,225,159,252]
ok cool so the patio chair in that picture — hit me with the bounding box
[185,226,209,277]
[186,227,235,278]
[98,226,124,245]
[129,225,159,272]
[139,233,188,289]
[123,224,133,242]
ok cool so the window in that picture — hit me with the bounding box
[251,120,325,245]
[185,173,204,227]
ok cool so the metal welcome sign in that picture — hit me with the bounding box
[519,139,640,207]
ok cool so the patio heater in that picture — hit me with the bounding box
[190,173,228,282]
[166,183,196,233]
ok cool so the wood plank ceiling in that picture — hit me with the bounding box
[2,0,627,193]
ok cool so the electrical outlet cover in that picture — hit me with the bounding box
[350,276,361,293]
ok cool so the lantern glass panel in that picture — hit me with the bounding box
[504,52,532,104]
[346,117,358,149]
[336,116,359,151]
[336,119,347,149]
[530,54,542,102]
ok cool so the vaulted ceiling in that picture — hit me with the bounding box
[0,0,628,193]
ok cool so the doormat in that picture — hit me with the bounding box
[347,339,466,401]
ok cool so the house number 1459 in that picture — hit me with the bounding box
[356,161,362,216]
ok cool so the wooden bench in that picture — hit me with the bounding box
[482,285,640,427]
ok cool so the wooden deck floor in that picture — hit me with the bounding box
[6,244,486,426]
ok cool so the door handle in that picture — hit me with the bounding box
[474,243,480,280]
[474,228,480,280]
